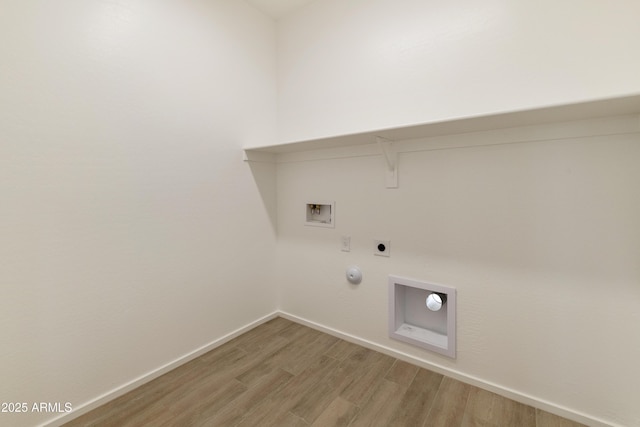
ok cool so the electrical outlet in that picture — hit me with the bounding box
[374,239,390,257]
[341,236,351,252]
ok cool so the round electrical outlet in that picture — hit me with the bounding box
[374,240,390,257]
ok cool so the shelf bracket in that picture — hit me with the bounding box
[377,136,398,188]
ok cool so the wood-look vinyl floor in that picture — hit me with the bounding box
[64,317,587,427]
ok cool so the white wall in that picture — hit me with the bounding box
[276,117,640,426]
[273,3,640,424]
[0,1,277,426]
[276,0,640,144]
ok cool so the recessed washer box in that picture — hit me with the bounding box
[388,275,456,358]
[305,201,335,228]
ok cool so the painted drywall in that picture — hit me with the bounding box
[0,1,277,426]
[275,0,640,144]
[273,3,640,423]
[275,117,640,426]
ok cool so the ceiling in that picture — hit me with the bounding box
[245,0,316,19]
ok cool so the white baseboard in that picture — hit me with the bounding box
[41,311,279,427]
[278,311,616,427]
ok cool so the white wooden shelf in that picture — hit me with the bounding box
[244,94,640,158]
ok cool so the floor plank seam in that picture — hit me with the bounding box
[420,376,444,427]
